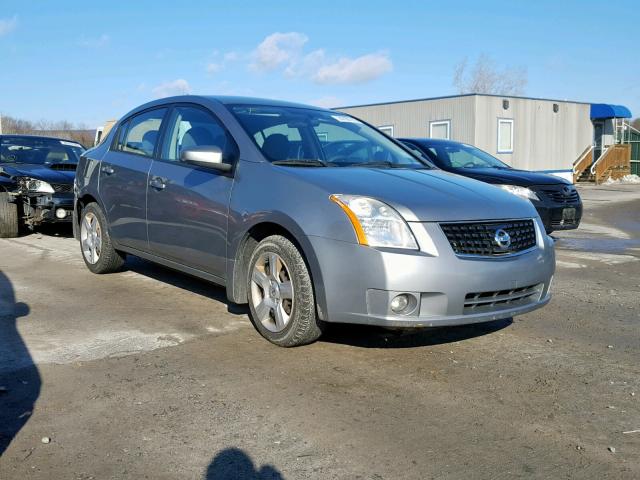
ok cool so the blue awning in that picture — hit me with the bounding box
[590,103,632,119]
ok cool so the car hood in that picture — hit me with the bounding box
[0,162,76,184]
[455,167,568,186]
[280,166,538,222]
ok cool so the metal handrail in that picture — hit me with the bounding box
[627,124,640,136]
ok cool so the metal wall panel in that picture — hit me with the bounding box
[337,96,476,143]
[474,96,592,172]
[338,95,594,174]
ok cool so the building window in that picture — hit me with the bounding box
[429,120,450,140]
[497,118,514,153]
[378,125,394,137]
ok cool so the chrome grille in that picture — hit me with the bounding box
[464,283,543,314]
[440,220,537,256]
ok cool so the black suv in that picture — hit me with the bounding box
[400,138,582,233]
[0,135,84,237]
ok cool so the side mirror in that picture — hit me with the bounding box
[180,146,232,172]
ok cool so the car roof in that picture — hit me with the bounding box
[0,134,83,145]
[125,95,332,116]
[206,95,325,110]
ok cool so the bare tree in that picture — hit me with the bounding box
[453,54,527,96]
[0,114,94,147]
[632,118,640,131]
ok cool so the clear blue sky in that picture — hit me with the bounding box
[1,0,638,127]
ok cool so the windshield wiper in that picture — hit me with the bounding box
[345,161,430,169]
[272,159,327,167]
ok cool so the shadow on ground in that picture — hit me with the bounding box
[125,256,249,316]
[205,448,284,479]
[321,318,513,348]
[0,269,40,455]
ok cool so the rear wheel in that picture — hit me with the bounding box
[0,192,19,238]
[80,203,125,273]
[247,235,323,347]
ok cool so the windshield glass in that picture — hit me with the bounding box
[230,105,431,168]
[418,142,510,169]
[0,136,85,165]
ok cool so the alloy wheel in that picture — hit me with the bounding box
[80,211,102,264]
[250,252,294,333]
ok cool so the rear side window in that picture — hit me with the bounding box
[116,108,167,157]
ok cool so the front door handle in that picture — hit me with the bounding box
[101,164,115,175]
[149,176,167,190]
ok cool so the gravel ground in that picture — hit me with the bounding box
[0,184,638,479]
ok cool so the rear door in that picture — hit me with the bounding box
[98,107,167,251]
[146,104,238,278]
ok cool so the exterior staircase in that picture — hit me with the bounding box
[573,146,594,183]
[577,169,595,183]
[573,144,631,184]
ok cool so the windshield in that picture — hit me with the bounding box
[230,105,431,168]
[416,142,510,170]
[0,136,85,165]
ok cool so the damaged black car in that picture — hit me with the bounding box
[0,135,84,238]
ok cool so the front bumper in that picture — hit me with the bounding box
[531,186,583,232]
[535,202,582,232]
[23,192,74,224]
[309,219,555,327]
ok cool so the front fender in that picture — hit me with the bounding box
[225,210,330,321]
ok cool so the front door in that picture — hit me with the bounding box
[593,120,604,162]
[98,108,167,251]
[146,105,238,279]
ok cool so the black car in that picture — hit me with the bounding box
[400,138,582,233]
[0,135,84,237]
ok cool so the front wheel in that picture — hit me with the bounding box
[0,192,19,238]
[80,203,125,274]
[247,235,323,347]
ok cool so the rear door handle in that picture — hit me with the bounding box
[149,176,167,190]
[101,164,115,175]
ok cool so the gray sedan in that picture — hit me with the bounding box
[74,96,555,346]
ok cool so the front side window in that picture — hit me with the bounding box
[121,108,167,157]
[230,105,430,169]
[429,120,450,140]
[497,118,514,153]
[0,136,84,165]
[161,106,238,162]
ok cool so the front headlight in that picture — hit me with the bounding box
[498,184,539,201]
[19,177,55,194]
[330,194,419,249]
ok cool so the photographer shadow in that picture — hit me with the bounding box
[205,448,284,480]
[0,269,39,455]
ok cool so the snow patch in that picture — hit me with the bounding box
[604,174,640,185]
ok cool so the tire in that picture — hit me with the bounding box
[79,202,125,274]
[247,235,323,347]
[0,192,19,238]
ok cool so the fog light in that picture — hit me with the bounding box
[55,208,67,219]
[390,294,410,313]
